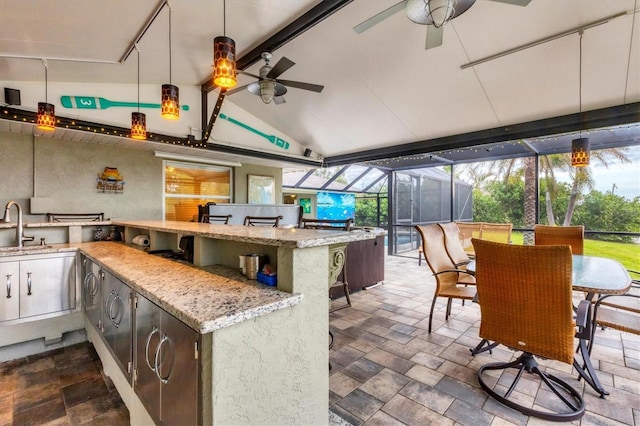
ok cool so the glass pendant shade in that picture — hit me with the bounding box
[131,112,147,140]
[427,0,456,28]
[259,80,275,104]
[161,84,180,120]
[213,36,237,88]
[571,137,590,167]
[36,102,56,131]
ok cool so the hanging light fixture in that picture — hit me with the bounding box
[212,0,237,88]
[161,3,179,120]
[571,30,589,167]
[424,0,457,28]
[131,46,147,140]
[36,59,55,131]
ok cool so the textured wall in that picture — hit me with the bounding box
[211,245,329,425]
[0,131,163,221]
[0,130,284,219]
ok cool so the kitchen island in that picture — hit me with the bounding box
[80,221,378,424]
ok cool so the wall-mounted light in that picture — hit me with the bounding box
[131,46,147,140]
[161,3,179,120]
[36,59,55,131]
[571,30,589,167]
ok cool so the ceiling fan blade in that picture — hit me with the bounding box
[237,70,261,79]
[277,79,324,93]
[353,0,408,34]
[489,0,531,5]
[274,96,286,105]
[225,83,251,96]
[425,25,443,50]
[267,57,296,79]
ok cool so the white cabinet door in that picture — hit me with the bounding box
[0,261,20,322]
[19,255,76,318]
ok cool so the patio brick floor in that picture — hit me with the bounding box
[329,253,640,426]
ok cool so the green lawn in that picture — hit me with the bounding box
[511,232,639,271]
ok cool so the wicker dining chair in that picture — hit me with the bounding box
[534,225,584,255]
[454,221,483,258]
[472,239,594,422]
[415,224,476,333]
[479,222,513,244]
[438,222,474,290]
[243,215,283,227]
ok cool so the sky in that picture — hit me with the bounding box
[557,145,640,200]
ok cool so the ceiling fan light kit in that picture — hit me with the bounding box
[226,51,323,105]
[356,0,528,50]
[213,36,237,89]
[418,0,457,27]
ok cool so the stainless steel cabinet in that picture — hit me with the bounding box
[82,256,102,330]
[135,293,199,426]
[81,255,133,382]
[0,253,76,323]
[102,270,133,380]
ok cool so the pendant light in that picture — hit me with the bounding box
[213,0,237,88]
[161,3,179,120]
[131,46,147,140]
[571,30,589,167]
[425,0,457,28]
[36,59,55,131]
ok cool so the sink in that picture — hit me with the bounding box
[0,245,53,252]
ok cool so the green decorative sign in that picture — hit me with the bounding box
[60,96,189,111]
[219,113,289,150]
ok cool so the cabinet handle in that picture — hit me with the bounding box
[154,334,174,384]
[5,274,11,299]
[104,289,115,318]
[108,293,123,328]
[84,272,99,303]
[145,326,160,372]
[26,272,32,295]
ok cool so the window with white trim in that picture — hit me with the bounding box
[163,161,232,221]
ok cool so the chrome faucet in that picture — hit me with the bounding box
[1,201,34,248]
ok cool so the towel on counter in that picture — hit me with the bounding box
[132,235,150,247]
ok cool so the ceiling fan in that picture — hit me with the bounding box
[354,0,531,50]
[225,52,324,104]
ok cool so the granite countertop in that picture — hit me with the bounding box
[0,242,303,334]
[81,242,303,334]
[0,221,112,229]
[115,220,380,248]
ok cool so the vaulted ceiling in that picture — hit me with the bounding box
[1,0,639,166]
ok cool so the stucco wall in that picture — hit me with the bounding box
[0,130,283,228]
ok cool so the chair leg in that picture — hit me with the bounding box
[470,339,498,356]
[478,352,586,422]
[428,297,437,333]
[342,281,352,307]
[445,298,453,320]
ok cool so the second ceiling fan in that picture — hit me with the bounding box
[354,0,531,50]
[226,52,324,104]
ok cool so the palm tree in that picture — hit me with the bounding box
[562,148,630,226]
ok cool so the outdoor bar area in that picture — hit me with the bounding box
[1,1,639,425]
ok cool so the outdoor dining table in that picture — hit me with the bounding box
[466,254,632,397]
